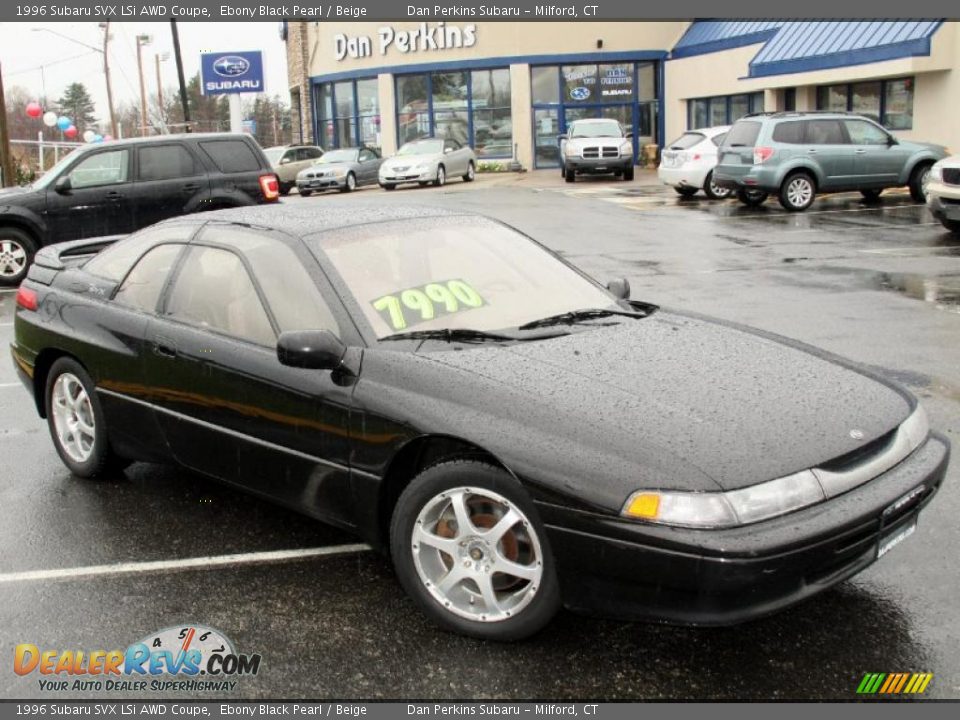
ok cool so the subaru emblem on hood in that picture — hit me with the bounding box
[850,429,865,440]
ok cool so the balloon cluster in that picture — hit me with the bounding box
[25,101,106,143]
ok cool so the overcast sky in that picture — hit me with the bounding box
[1,21,289,129]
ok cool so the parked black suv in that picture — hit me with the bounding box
[0,133,280,285]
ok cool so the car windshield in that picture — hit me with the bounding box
[310,216,618,339]
[668,133,705,150]
[570,120,622,138]
[263,148,285,164]
[31,149,85,190]
[397,139,443,156]
[319,149,359,163]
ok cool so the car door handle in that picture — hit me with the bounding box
[153,337,177,358]
[854,149,867,154]
[807,149,818,154]
[181,183,200,192]
[105,190,124,201]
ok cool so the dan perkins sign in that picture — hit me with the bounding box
[200,51,264,95]
[335,23,477,61]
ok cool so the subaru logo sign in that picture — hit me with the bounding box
[201,51,264,95]
[213,56,250,77]
[570,86,591,101]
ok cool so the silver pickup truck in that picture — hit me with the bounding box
[559,119,634,183]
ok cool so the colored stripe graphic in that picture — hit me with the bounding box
[857,672,932,694]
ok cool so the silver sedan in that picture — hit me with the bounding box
[296,147,383,195]
[379,138,477,190]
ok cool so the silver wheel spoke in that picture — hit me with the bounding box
[477,574,502,614]
[51,372,96,463]
[449,490,474,535]
[482,508,520,543]
[493,553,539,581]
[414,525,459,557]
[437,565,467,594]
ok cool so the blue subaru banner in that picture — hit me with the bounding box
[200,51,265,95]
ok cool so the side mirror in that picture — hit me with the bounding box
[887,135,899,146]
[277,330,346,370]
[444,147,453,154]
[279,157,292,165]
[624,132,634,140]
[607,278,631,300]
[54,176,72,193]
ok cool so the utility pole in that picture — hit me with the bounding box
[155,54,165,113]
[101,22,118,138]
[136,34,152,136]
[0,63,15,188]
[170,19,191,131]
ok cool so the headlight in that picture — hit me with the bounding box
[929,164,943,183]
[623,404,929,528]
[332,168,347,177]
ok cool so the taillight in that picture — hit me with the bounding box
[753,146,775,164]
[16,287,38,311]
[692,153,701,161]
[259,174,280,202]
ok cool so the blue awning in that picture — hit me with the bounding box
[672,20,943,78]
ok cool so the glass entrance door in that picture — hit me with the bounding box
[562,104,637,165]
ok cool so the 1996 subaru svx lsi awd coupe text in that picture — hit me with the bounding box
[11,204,949,640]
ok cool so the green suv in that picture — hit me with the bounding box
[713,112,947,211]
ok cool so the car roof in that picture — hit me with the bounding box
[192,203,465,239]
[78,132,257,150]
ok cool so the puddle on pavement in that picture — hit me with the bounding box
[874,272,960,314]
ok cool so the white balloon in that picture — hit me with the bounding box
[42,111,58,127]
[83,130,96,143]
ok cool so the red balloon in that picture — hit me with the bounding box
[64,125,78,139]
[26,102,43,118]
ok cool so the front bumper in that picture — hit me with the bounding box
[564,156,631,174]
[297,176,346,191]
[379,168,435,185]
[926,180,960,221]
[539,432,949,625]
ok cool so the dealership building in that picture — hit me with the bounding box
[284,20,959,168]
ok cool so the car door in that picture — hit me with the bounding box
[801,119,856,190]
[843,119,909,186]
[44,147,135,241]
[144,224,359,525]
[443,139,467,175]
[356,148,381,184]
[132,142,210,229]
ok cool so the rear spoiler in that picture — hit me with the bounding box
[33,235,126,272]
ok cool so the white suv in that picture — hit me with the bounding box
[926,156,960,233]
[658,126,731,199]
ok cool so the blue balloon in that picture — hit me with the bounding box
[93,134,104,143]
[56,116,72,131]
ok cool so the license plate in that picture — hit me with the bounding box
[877,519,917,559]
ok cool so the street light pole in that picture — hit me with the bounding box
[135,34,152,136]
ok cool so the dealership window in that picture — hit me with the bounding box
[314,78,381,153]
[816,77,914,130]
[688,92,764,130]
[395,70,513,158]
[531,61,660,169]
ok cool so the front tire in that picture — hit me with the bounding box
[779,172,816,211]
[737,188,769,207]
[623,166,635,181]
[940,218,960,234]
[279,182,292,196]
[433,165,446,187]
[341,172,356,193]
[299,189,312,197]
[45,357,126,479]
[909,163,932,203]
[390,460,560,641]
[382,183,396,191]
[564,168,575,183]
[861,189,883,203]
[0,228,37,287]
[703,171,732,200]
[463,161,475,182]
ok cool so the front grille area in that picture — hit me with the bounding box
[582,147,619,159]
[943,168,960,185]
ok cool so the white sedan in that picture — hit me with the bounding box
[379,138,477,190]
[658,126,731,200]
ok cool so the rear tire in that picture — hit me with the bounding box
[737,188,769,207]
[389,460,561,641]
[778,172,816,211]
[564,168,575,183]
[299,189,312,197]
[861,189,883,203]
[44,357,128,479]
[909,163,933,203]
[675,186,699,198]
[0,228,37,287]
[279,183,292,196]
[463,161,475,182]
[941,218,960,234]
[340,172,356,193]
[703,171,733,200]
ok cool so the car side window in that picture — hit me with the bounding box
[359,149,375,162]
[68,149,129,189]
[804,119,846,145]
[844,120,890,145]
[196,224,342,337]
[138,145,198,181]
[711,133,727,147]
[198,140,261,173]
[771,122,804,144]
[164,245,276,347]
[84,223,197,282]
[306,147,323,159]
[114,244,185,313]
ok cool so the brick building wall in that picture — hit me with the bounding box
[285,22,314,145]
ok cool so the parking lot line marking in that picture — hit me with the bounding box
[0,382,23,389]
[0,544,372,585]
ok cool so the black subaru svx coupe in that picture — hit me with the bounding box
[11,204,949,640]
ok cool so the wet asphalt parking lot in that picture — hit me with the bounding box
[1,174,958,700]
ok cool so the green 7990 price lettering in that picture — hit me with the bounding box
[372,279,485,331]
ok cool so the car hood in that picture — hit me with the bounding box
[565,137,627,151]
[419,311,912,494]
[298,161,354,176]
[902,140,948,156]
[382,154,438,169]
[0,185,34,202]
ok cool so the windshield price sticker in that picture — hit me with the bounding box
[372,279,485,331]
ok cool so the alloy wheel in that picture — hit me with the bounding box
[436,167,445,186]
[710,180,731,199]
[0,239,27,279]
[411,486,544,622]
[786,177,813,208]
[347,173,356,191]
[51,373,97,463]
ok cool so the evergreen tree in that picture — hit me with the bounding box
[57,83,97,130]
